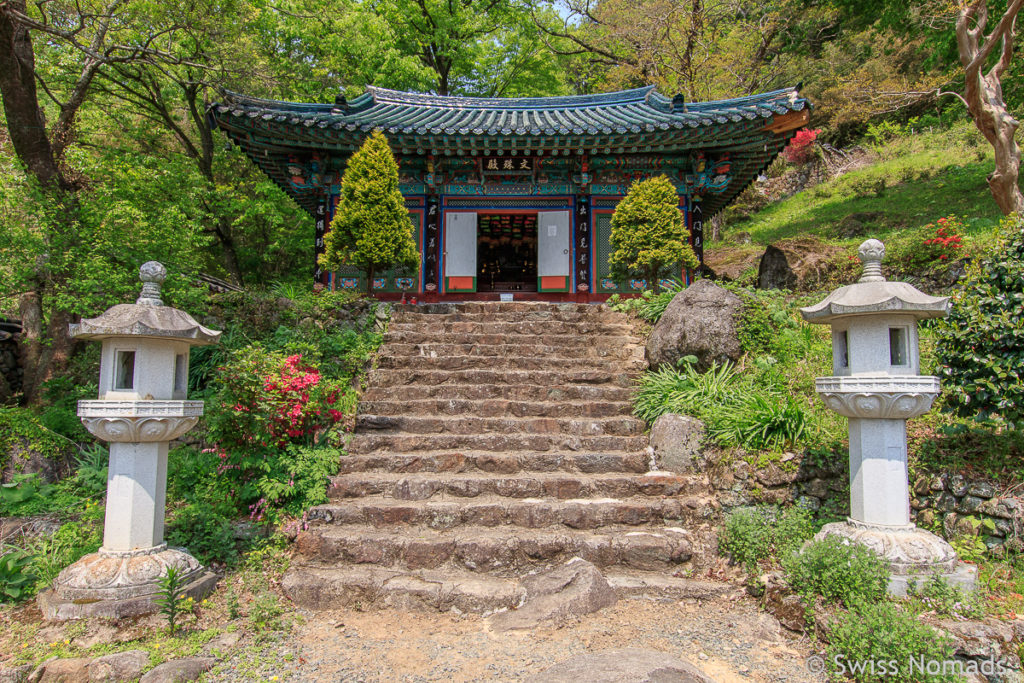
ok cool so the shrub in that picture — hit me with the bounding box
[908,575,985,620]
[0,550,34,603]
[783,536,890,607]
[935,216,1024,430]
[167,446,232,509]
[206,347,346,519]
[719,505,815,574]
[892,216,966,272]
[827,600,957,682]
[166,504,239,566]
[781,128,820,164]
[608,278,686,323]
[609,176,698,292]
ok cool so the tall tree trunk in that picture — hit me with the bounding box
[0,0,67,190]
[366,264,376,296]
[956,0,1024,215]
[17,290,44,403]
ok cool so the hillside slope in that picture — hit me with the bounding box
[707,122,1007,285]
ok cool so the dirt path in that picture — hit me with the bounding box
[223,588,824,682]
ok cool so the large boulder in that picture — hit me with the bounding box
[756,236,845,291]
[649,414,705,472]
[531,649,715,683]
[138,658,215,683]
[488,558,617,632]
[646,280,743,372]
[87,650,150,681]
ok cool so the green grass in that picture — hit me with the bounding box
[719,122,1004,251]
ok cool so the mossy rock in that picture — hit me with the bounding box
[0,406,76,483]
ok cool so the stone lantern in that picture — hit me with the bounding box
[799,239,976,595]
[38,262,222,620]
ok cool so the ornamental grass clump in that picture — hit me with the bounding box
[633,360,814,451]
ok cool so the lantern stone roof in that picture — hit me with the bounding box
[800,239,950,323]
[208,85,810,216]
[69,262,221,345]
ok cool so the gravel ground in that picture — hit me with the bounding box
[208,587,825,682]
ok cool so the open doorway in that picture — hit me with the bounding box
[477,213,538,292]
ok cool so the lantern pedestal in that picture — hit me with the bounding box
[38,403,218,620]
[815,521,977,597]
[38,546,218,621]
[38,261,222,621]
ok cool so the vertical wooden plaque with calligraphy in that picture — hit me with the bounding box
[574,195,592,293]
[314,195,328,285]
[423,195,441,295]
[690,202,704,264]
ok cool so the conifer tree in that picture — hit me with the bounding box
[319,130,418,294]
[609,176,698,292]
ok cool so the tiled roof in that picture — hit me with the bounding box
[208,86,810,215]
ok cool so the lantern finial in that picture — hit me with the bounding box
[857,239,885,283]
[137,261,167,306]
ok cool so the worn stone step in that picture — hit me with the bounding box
[360,383,634,403]
[308,494,715,530]
[281,565,525,613]
[376,354,645,372]
[394,308,623,324]
[336,451,648,475]
[388,320,635,336]
[368,368,633,389]
[328,471,708,500]
[382,342,645,361]
[281,565,734,613]
[294,524,693,572]
[354,415,647,437]
[357,399,633,419]
[383,331,643,347]
[347,432,649,454]
[393,303,628,320]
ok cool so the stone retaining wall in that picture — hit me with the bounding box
[707,451,1023,556]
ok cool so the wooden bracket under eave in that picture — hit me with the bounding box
[764,108,810,134]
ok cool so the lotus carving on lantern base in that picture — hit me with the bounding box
[78,400,203,442]
[814,376,940,419]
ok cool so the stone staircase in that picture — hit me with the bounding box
[282,302,719,613]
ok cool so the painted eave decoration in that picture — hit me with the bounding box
[208,85,811,216]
